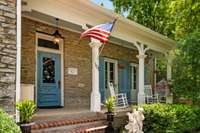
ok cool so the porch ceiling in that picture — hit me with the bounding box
[22,0,176,54]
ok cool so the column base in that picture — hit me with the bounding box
[90,91,101,112]
[137,93,145,105]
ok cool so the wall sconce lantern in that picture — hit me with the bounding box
[52,18,62,44]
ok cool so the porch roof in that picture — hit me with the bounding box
[23,0,176,54]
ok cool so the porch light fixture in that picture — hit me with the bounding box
[52,18,62,44]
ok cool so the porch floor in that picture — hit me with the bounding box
[33,107,91,122]
[33,106,132,122]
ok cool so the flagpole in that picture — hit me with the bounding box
[98,19,117,56]
[110,19,117,33]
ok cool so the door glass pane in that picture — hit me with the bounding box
[109,63,114,83]
[110,71,114,82]
[110,63,114,71]
[105,62,108,89]
[134,67,137,90]
[131,66,137,90]
[105,61,116,89]
[43,57,55,83]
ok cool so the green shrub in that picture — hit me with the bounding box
[16,100,36,124]
[133,104,200,133]
[0,109,21,133]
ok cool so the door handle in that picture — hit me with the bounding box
[57,80,61,89]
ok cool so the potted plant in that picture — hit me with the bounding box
[105,96,115,113]
[105,96,115,133]
[16,100,36,133]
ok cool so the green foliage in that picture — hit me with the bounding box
[0,109,21,133]
[110,0,200,39]
[16,100,36,124]
[110,0,175,38]
[169,0,200,38]
[156,58,167,81]
[172,31,200,104]
[138,104,200,133]
[105,96,115,112]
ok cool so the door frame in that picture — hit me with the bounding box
[35,32,64,107]
[104,58,118,93]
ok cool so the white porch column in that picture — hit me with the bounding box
[154,57,157,87]
[16,0,22,122]
[134,43,149,104]
[165,52,173,104]
[167,58,172,80]
[89,38,102,112]
[165,52,173,80]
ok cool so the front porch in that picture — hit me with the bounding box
[20,0,175,115]
[31,106,131,132]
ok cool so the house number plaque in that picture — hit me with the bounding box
[67,67,78,75]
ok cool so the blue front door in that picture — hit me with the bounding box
[37,51,61,107]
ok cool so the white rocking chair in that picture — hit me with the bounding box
[144,85,159,104]
[108,82,128,108]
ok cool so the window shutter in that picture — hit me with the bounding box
[118,60,131,103]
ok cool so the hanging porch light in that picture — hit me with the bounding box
[52,18,62,44]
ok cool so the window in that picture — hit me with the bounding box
[104,60,117,89]
[38,38,59,50]
[43,57,55,83]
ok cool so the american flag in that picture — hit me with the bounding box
[80,20,116,43]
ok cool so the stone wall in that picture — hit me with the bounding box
[21,17,141,109]
[0,0,16,113]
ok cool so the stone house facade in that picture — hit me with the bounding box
[0,0,16,113]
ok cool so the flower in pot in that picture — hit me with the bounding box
[105,96,115,113]
[105,97,115,133]
[105,96,115,120]
[16,100,36,133]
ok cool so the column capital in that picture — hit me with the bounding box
[89,38,102,48]
[134,42,150,55]
[136,54,147,59]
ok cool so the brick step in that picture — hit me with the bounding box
[32,121,107,133]
[31,112,107,133]
[32,116,106,130]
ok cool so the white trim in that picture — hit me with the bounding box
[16,0,22,122]
[35,32,64,107]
